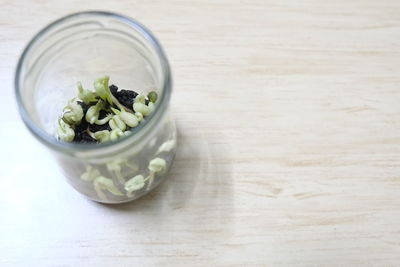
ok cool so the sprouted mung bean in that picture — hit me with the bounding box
[57,76,176,202]
[58,76,157,144]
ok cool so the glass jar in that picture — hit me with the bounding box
[15,11,177,203]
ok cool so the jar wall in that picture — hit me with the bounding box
[18,12,166,137]
[15,12,176,203]
[57,115,177,203]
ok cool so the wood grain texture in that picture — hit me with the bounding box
[1,0,400,266]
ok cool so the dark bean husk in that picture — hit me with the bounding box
[109,84,118,94]
[89,123,112,132]
[75,119,88,133]
[113,89,138,109]
[80,132,96,143]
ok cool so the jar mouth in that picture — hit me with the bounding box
[15,11,172,154]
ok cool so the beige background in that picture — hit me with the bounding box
[1,0,400,266]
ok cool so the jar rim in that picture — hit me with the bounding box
[14,11,172,154]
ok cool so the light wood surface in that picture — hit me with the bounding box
[1,0,400,266]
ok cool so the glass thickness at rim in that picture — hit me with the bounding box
[14,11,172,153]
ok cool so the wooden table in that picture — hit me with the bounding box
[1,1,400,266]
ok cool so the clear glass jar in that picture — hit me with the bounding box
[15,11,177,203]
